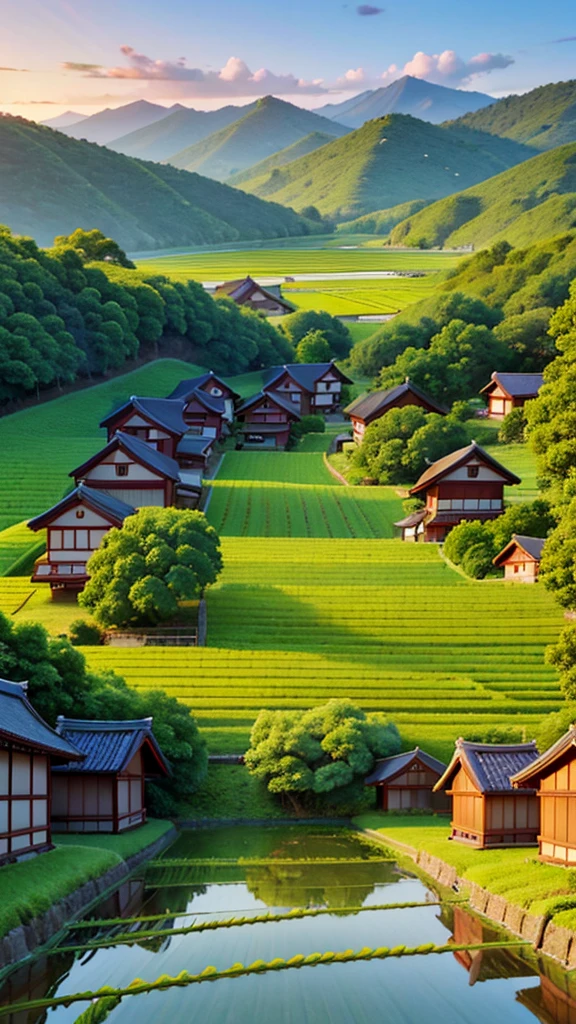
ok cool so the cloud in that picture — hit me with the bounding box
[381,49,514,87]
[337,67,366,85]
[65,46,327,96]
[551,35,576,42]
[356,5,384,14]
[0,66,29,72]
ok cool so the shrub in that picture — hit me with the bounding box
[69,619,105,646]
[498,407,526,444]
[280,310,352,359]
[296,331,332,364]
[291,415,326,439]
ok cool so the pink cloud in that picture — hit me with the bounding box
[383,49,514,87]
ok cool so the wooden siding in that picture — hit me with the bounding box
[0,747,50,863]
[537,755,576,865]
[447,764,538,848]
[51,750,147,834]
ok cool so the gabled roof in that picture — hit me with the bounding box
[511,726,576,788]
[100,396,188,436]
[176,435,214,458]
[168,372,240,402]
[0,679,83,761]
[54,717,170,776]
[28,483,135,532]
[393,508,428,530]
[345,380,447,422]
[215,277,294,312]
[236,390,301,420]
[181,388,226,415]
[434,739,539,795]
[264,362,353,393]
[365,747,446,786]
[71,432,181,482]
[480,372,544,400]
[410,441,521,495]
[493,534,546,567]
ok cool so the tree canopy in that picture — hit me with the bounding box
[280,310,352,360]
[352,407,469,484]
[296,330,332,364]
[444,499,555,579]
[53,228,135,269]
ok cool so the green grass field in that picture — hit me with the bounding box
[282,276,440,316]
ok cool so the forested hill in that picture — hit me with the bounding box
[450,79,576,151]
[0,116,313,250]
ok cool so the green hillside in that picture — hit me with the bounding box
[108,102,257,162]
[0,116,312,249]
[452,79,576,151]
[389,142,576,248]
[169,96,349,181]
[336,199,431,235]
[227,131,335,186]
[236,114,532,222]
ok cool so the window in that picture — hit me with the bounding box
[116,464,129,477]
[514,565,519,574]
[467,465,479,478]
[210,387,223,397]
[76,509,85,519]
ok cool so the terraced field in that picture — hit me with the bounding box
[282,276,439,316]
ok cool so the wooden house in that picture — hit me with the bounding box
[263,362,353,415]
[168,372,240,428]
[395,441,521,542]
[365,747,450,811]
[51,718,169,834]
[345,379,446,444]
[0,678,83,864]
[492,534,545,583]
[214,276,294,316]
[70,431,184,508]
[480,372,543,419]
[511,726,576,866]
[433,739,540,848]
[100,396,188,459]
[235,390,301,449]
[28,484,135,595]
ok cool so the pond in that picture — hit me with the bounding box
[0,826,573,1024]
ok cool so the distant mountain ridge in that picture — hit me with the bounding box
[108,102,257,161]
[227,132,335,186]
[60,100,186,145]
[42,110,87,129]
[449,78,576,151]
[316,76,494,127]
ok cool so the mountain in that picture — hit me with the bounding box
[336,199,431,235]
[227,132,335,186]
[168,96,350,181]
[450,79,576,151]
[42,110,87,129]
[315,76,494,128]
[61,100,185,145]
[236,114,532,222]
[389,143,576,249]
[108,102,256,161]
[0,116,313,250]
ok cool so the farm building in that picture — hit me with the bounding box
[214,276,294,316]
[28,484,135,595]
[0,678,83,864]
[70,431,191,509]
[433,739,540,849]
[395,441,521,542]
[364,747,450,811]
[51,718,170,834]
[511,725,576,866]
[168,371,239,428]
[100,396,188,459]
[263,362,353,415]
[480,372,543,419]
[175,434,214,473]
[492,534,545,583]
[345,379,447,444]
[235,391,301,449]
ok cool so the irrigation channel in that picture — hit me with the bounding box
[0,826,570,1023]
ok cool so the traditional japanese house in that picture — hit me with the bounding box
[395,441,521,543]
[70,431,183,508]
[168,372,240,427]
[492,534,545,583]
[480,372,543,419]
[28,484,135,595]
[0,679,83,864]
[364,747,450,811]
[510,725,576,866]
[175,434,213,475]
[433,739,540,848]
[345,379,447,444]
[214,276,294,316]
[235,390,301,449]
[263,362,353,415]
[51,718,170,834]
[100,396,188,459]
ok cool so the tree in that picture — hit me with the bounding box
[498,407,526,444]
[79,508,223,627]
[404,415,469,479]
[54,228,136,268]
[493,307,555,371]
[545,625,576,702]
[539,498,576,608]
[245,698,400,813]
[353,407,469,485]
[296,330,332,364]
[280,310,352,359]
[443,499,555,579]
[444,520,494,576]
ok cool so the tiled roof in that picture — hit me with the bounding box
[264,362,352,393]
[100,397,188,435]
[54,717,170,775]
[410,441,521,495]
[434,740,539,794]
[168,372,240,402]
[236,390,301,419]
[71,432,181,482]
[511,726,576,788]
[0,679,83,761]
[480,372,544,399]
[393,508,428,529]
[345,381,447,421]
[365,747,446,785]
[29,484,135,531]
[493,534,546,566]
[215,277,294,311]
[176,435,213,457]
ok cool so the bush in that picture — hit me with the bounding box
[280,310,352,359]
[296,330,332,364]
[291,415,326,439]
[461,542,494,580]
[498,407,526,443]
[69,619,105,646]
[353,407,469,485]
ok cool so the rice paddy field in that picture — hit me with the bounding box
[281,276,439,315]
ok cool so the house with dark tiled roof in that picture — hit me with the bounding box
[168,371,239,432]
[433,739,540,848]
[263,362,353,415]
[28,484,135,595]
[345,380,447,444]
[365,747,450,812]
[511,726,576,866]
[100,396,189,459]
[215,277,294,316]
[235,390,301,449]
[52,718,170,834]
[480,372,544,419]
[70,431,183,509]
[0,679,83,863]
[493,534,546,583]
[394,441,521,543]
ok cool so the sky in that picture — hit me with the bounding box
[0,0,575,119]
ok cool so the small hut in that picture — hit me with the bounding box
[365,747,450,811]
[480,372,543,419]
[492,534,545,583]
[345,379,446,444]
[51,718,170,834]
[511,725,576,866]
[433,739,540,848]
